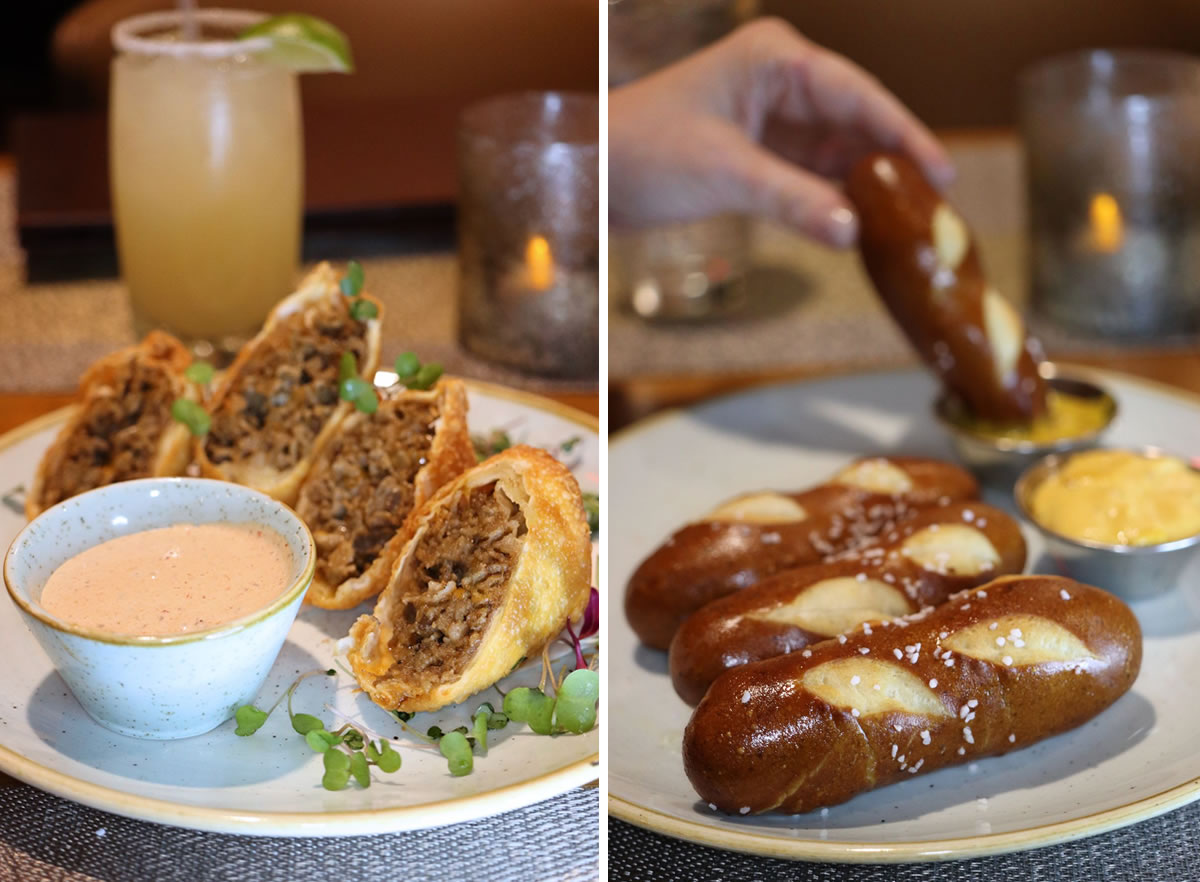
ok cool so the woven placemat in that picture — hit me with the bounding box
[609,801,1200,881]
[0,781,598,882]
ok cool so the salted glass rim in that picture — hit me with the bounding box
[112,9,271,57]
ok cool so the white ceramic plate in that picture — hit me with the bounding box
[609,366,1200,862]
[0,380,599,836]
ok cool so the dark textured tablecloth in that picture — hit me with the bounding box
[0,780,598,882]
[609,804,1200,880]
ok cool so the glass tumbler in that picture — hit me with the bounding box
[110,10,303,358]
[456,92,599,379]
[1020,50,1200,338]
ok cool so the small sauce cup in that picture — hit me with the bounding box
[1014,446,1200,601]
[3,477,314,739]
[933,362,1117,488]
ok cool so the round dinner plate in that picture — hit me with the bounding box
[0,380,599,836]
[609,366,1200,863]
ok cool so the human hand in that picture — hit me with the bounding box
[608,18,954,247]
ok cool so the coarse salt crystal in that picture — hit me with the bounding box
[989,622,998,631]
[920,730,931,745]
[964,726,975,744]
[929,678,938,688]
[837,634,848,644]
[893,648,903,659]
[1003,655,1013,666]
[851,708,860,717]
[741,690,751,704]
[1060,589,1071,600]
[859,647,870,655]
[739,806,751,815]
[1008,733,1016,743]
[850,675,861,686]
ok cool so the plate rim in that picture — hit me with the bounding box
[607,364,1200,862]
[0,380,599,836]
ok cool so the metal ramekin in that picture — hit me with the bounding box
[1014,446,1200,600]
[933,362,1117,488]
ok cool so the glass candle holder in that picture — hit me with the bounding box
[456,92,599,379]
[110,10,303,359]
[1020,50,1200,338]
[608,0,757,321]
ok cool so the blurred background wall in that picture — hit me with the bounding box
[763,0,1200,128]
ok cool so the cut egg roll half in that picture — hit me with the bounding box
[26,331,197,518]
[347,445,592,712]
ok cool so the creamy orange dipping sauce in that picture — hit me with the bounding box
[40,523,292,635]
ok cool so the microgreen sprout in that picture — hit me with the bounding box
[340,260,364,297]
[471,429,513,462]
[234,669,401,791]
[560,435,581,453]
[581,492,599,536]
[338,351,379,414]
[340,260,378,324]
[170,398,210,437]
[439,731,473,776]
[184,361,215,385]
[393,351,444,391]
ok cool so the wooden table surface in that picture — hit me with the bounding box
[610,348,1200,432]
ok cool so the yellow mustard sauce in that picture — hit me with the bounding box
[969,391,1112,444]
[1031,449,1200,545]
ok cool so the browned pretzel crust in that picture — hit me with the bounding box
[684,575,1141,815]
[669,501,1027,705]
[625,457,979,650]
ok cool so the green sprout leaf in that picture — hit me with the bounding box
[184,361,215,385]
[407,363,444,391]
[561,435,581,453]
[171,399,210,437]
[234,705,269,736]
[394,351,420,379]
[375,741,402,773]
[340,376,378,413]
[291,713,325,736]
[322,749,351,790]
[582,492,599,537]
[305,729,335,753]
[340,259,364,297]
[503,687,556,735]
[349,750,371,788]
[339,351,357,384]
[349,298,378,321]
[439,731,473,776]
[553,669,600,734]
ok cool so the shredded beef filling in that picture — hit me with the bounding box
[388,482,527,691]
[42,359,174,506]
[303,399,439,586]
[203,299,367,471]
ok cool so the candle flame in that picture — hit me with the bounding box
[525,235,555,291]
[1088,192,1123,253]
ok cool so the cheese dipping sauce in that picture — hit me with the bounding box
[1031,450,1200,546]
[39,523,292,635]
[967,390,1112,444]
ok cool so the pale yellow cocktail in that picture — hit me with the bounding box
[110,10,302,348]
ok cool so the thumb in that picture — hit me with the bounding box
[721,133,859,248]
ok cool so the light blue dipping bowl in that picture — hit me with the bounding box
[3,477,315,740]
